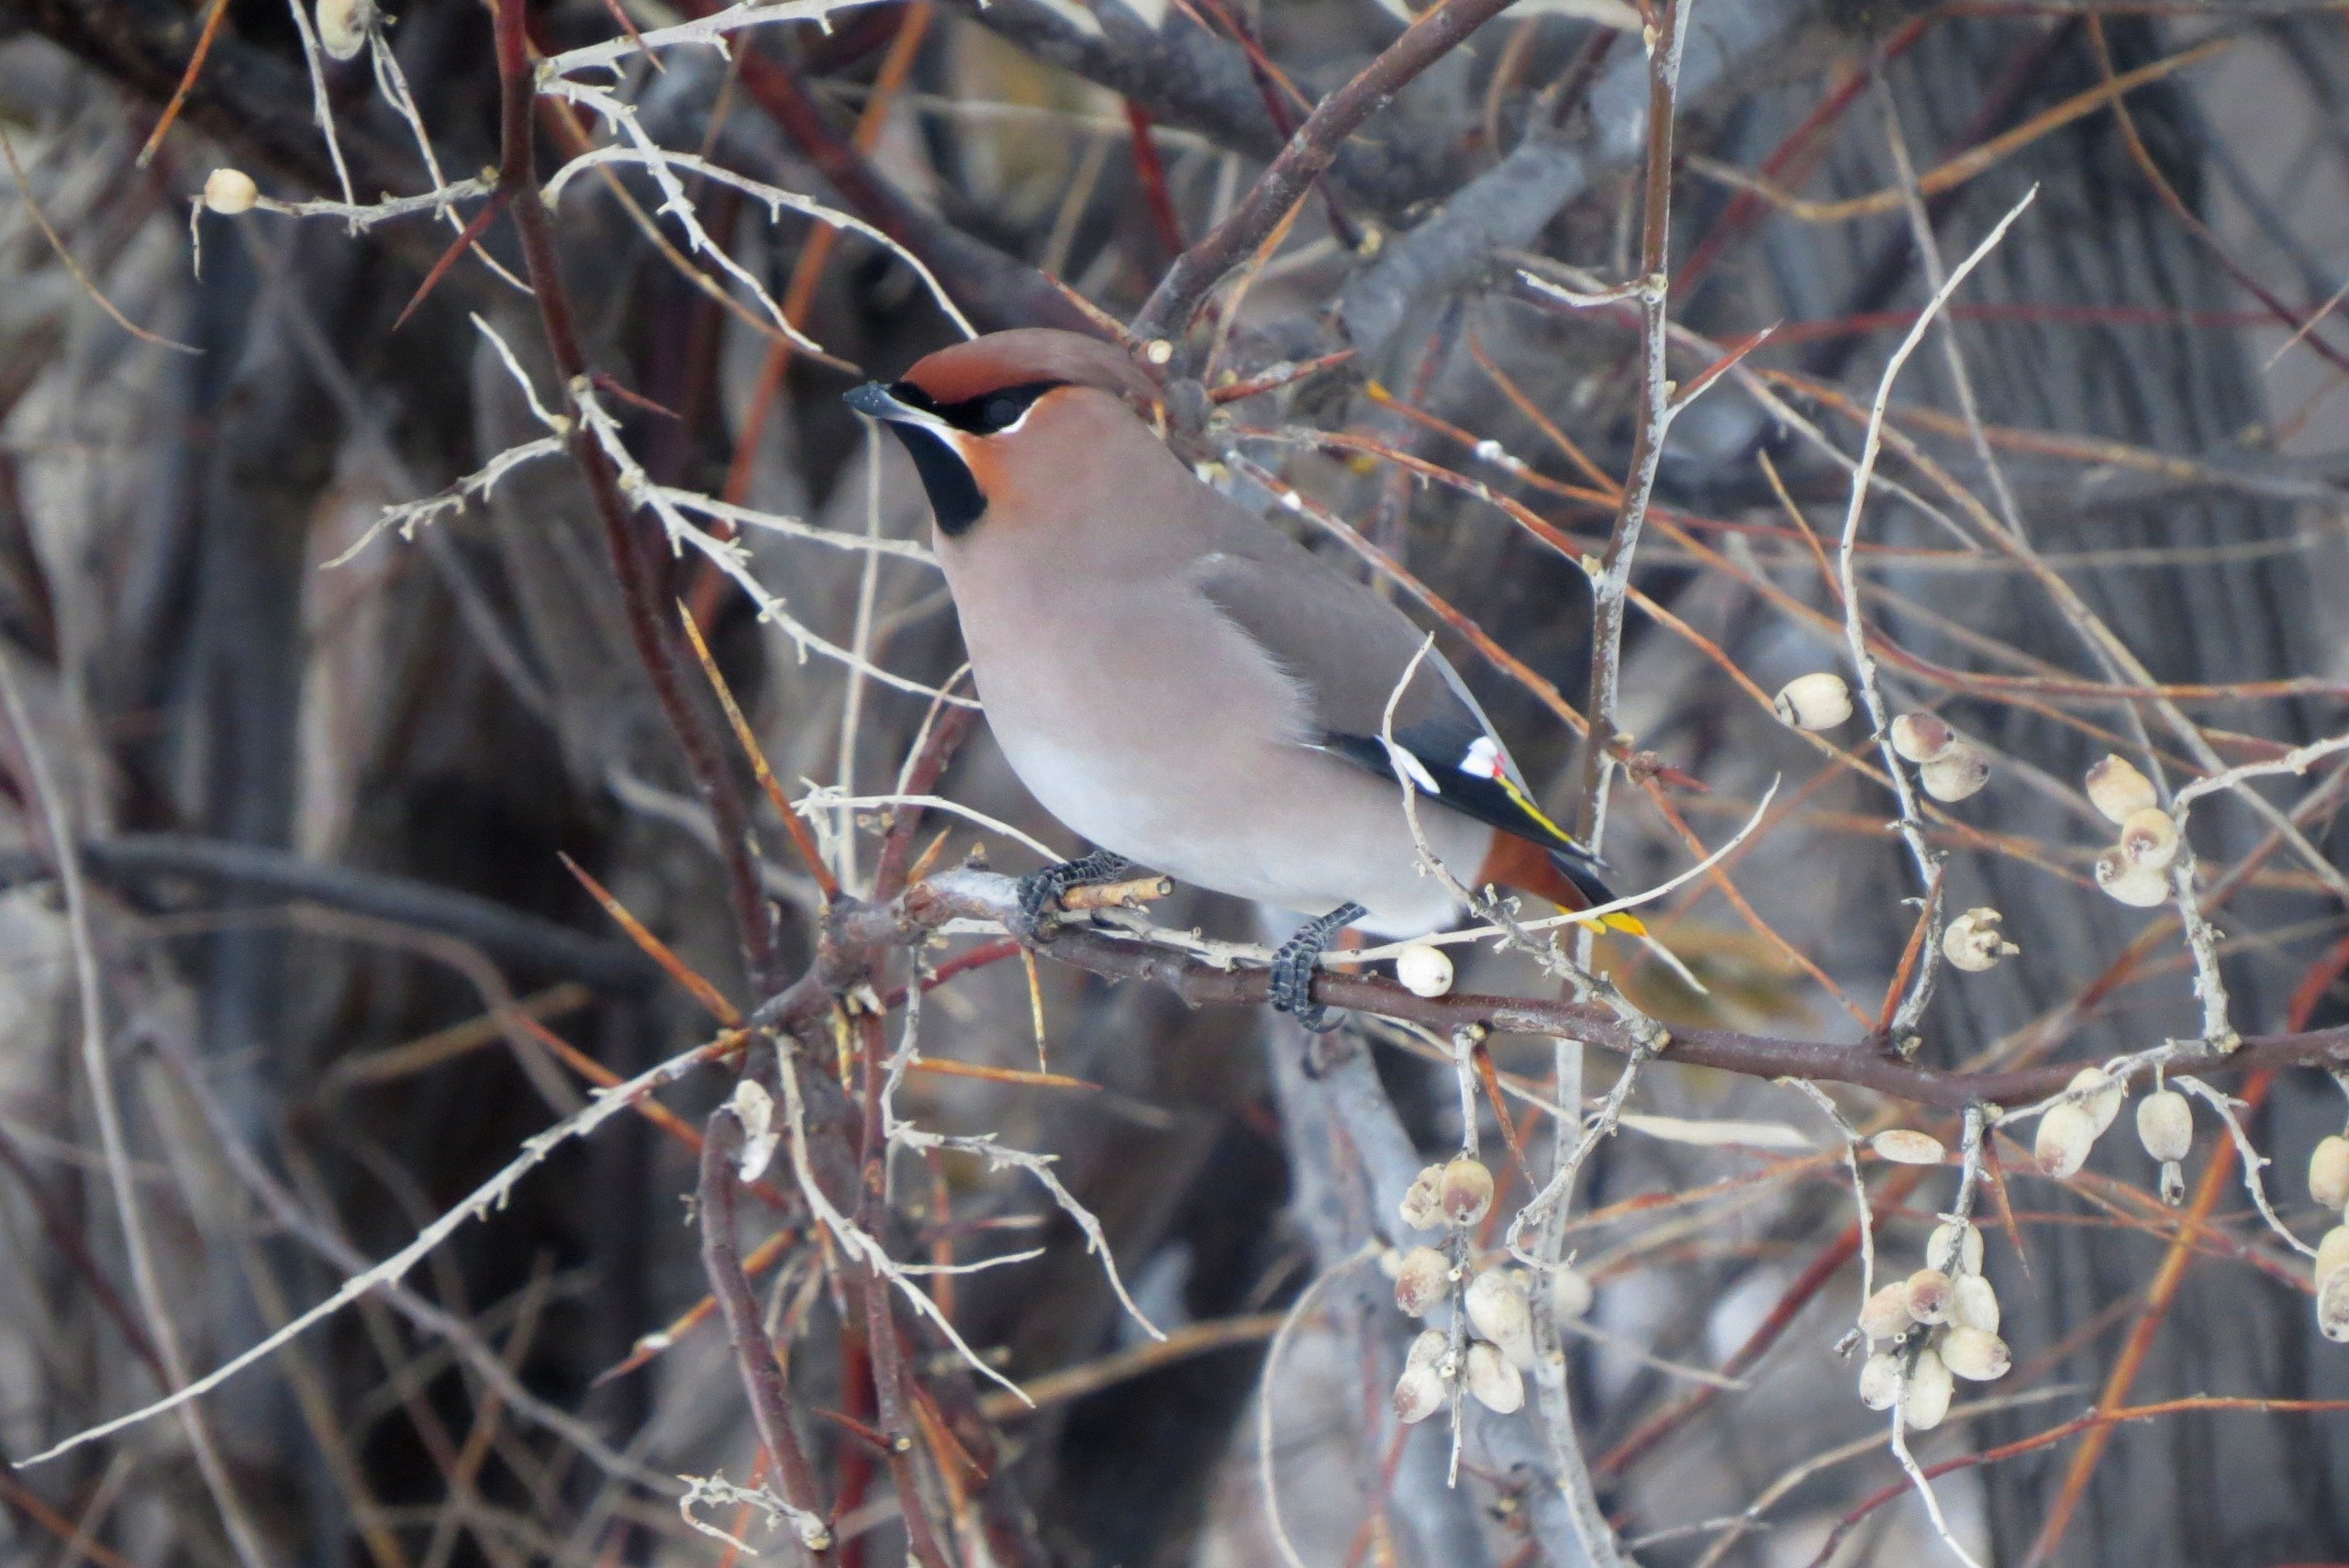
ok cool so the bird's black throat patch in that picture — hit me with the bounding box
[887,424,986,537]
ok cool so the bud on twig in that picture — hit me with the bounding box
[1938,1325,2012,1382]
[1920,743,1990,803]
[2035,1102,2099,1178]
[202,168,259,215]
[2086,754,2157,825]
[1902,1347,1954,1430]
[2137,1089,2193,1163]
[1872,1129,1946,1166]
[1942,907,2018,973]
[1394,1248,1452,1317]
[1889,712,1954,764]
[2309,1135,2349,1213]
[1441,1155,1495,1227]
[1395,942,1454,997]
[1464,1340,1524,1414]
[1775,672,1853,731]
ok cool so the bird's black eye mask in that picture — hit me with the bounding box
[889,378,1063,436]
[874,379,1063,538]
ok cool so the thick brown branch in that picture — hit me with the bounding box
[765,869,2349,1116]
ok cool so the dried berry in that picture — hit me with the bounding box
[1953,1273,2001,1335]
[2313,1225,2349,1291]
[202,168,259,216]
[2308,1135,2349,1213]
[2035,1102,2099,1178]
[1775,672,1854,731]
[1859,1351,1903,1410]
[1942,907,2017,973]
[2321,1269,2349,1345]
[1550,1264,1594,1325]
[1464,1269,1535,1367]
[1394,1362,1447,1424]
[1399,1165,1445,1231]
[1902,1347,1954,1430]
[1464,1340,1524,1414]
[1889,712,1954,764]
[2067,1066,2124,1137]
[1872,1129,1946,1165]
[1859,1283,1914,1342]
[1920,743,1990,803]
[1395,942,1454,997]
[2137,1089,2193,1164]
[316,0,378,60]
[1441,1154,1495,1227]
[1394,1247,1453,1318]
[1929,1219,1984,1277]
[2094,847,2169,908]
[1939,1325,2011,1382]
[2118,806,2180,872]
[2086,754,2157,825]
[1904,1268,1954,1326]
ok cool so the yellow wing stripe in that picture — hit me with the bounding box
[1487,772,1648,937]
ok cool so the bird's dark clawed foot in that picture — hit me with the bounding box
[1268,903,1366,1032]
[1014,850,1134,936]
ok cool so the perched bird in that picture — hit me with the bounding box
[847,328,1634,1027]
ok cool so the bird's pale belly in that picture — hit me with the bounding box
[948,569,1485,936]
[987,708,1481,938]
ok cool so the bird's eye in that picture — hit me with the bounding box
[934,381,1060,436]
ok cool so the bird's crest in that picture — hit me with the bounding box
[898,328,1161,415]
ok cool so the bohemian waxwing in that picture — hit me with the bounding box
[847,328,1633,1027]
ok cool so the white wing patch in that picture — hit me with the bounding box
[1396,748,1443,795]
[1460,735,1505,780]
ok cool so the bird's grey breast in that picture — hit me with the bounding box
[941,531,1311,865]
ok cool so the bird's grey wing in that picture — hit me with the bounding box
[1189,525,1604,873]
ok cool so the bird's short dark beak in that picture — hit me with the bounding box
[845,381,910,422]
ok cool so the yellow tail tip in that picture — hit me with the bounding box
[1566,911,1647,936]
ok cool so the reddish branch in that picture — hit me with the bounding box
[490,0,782,993]
[697,1116,835,1551]
[753,868,2349,1114]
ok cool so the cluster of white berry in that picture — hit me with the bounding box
[1769,676,1991,805]
[1386,1154,1589,1424]
[2033,1065,2195,1205]
[2310,1135,2349,1343]
[2079,754,2181,907]
[1854,1217,2009,1430]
